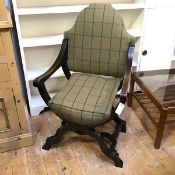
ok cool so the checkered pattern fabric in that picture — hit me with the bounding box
[64,3,133,78]
[48,73,121,125]
[48,4,134,125]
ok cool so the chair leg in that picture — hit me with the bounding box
[42,121,69,150]
[75,128,95,135]
[113,114,126,133]
[42,118,124,167]
[81,128,123,168]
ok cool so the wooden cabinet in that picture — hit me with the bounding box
[0,0,33,152]
[0,64,10,81]
[0,86,21,139]
[138,7,175,71]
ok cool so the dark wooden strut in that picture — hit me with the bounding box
[42,107,126,168]
[33,38,132,168]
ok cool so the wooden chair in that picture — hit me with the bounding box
[33,4,135,167]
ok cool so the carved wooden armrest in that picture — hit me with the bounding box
[33,39,68,104]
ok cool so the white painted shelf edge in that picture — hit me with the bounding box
[112,3,145,10]
[16,3,145,16]
[22,35,64,47]
[17,5,88,15]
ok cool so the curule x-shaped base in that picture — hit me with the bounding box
[42,113,126,168]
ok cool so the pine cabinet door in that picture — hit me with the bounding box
[0,86,21,139]
[0,1,8,21]
[0,33,6,63]
[139,8,175,71]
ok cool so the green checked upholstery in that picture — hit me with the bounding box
[48,4,134,126]
[48,73,121,125]
[64,3,133,78]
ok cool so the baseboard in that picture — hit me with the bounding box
[0,133,33,153]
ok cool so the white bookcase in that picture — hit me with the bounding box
[12,0,146,116]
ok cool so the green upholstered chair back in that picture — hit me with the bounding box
[64,4,134,78]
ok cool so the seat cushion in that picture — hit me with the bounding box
[48,73,121,126]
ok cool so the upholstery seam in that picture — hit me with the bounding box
[91,78,108,123]
[79,75,99,124]
[70,75,91,123]
[107,8,115,76]
[116,17,124,76]
[98,4,106,75]
[59,74,81,120]
[89,4,95,73]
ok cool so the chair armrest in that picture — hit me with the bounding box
[33,39,68,105]
[33,39,68,87]
[37,83,51,105]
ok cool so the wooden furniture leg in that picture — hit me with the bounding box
[128,74,135,107]
[154,110,168,149]
[42,121,69,150]
[42,107,125,168]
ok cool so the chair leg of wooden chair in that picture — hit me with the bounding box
[113,115,126,133]
[75,128,94,135]
[80,128,123,168]
[111,106,126,133]
[42,121,69,150]
[42,117,124,167]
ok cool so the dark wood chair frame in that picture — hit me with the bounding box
[33,39,129,168]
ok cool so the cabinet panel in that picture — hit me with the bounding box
[0,33,7,63]
[0,0,33,152]
[0,0,8,21]
[139,8,175,71]
[0,86,21,139]
[0,34,5,62]
[0,64,10,82]
[0,35,4,54]
[0,98,9,130]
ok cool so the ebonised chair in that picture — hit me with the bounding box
[33,3,135,168]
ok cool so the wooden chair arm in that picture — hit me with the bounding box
[33,39,68,87]
[37,83,51,105]
[33,39,68,105]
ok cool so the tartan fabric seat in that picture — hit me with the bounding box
[48,73,121,126]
